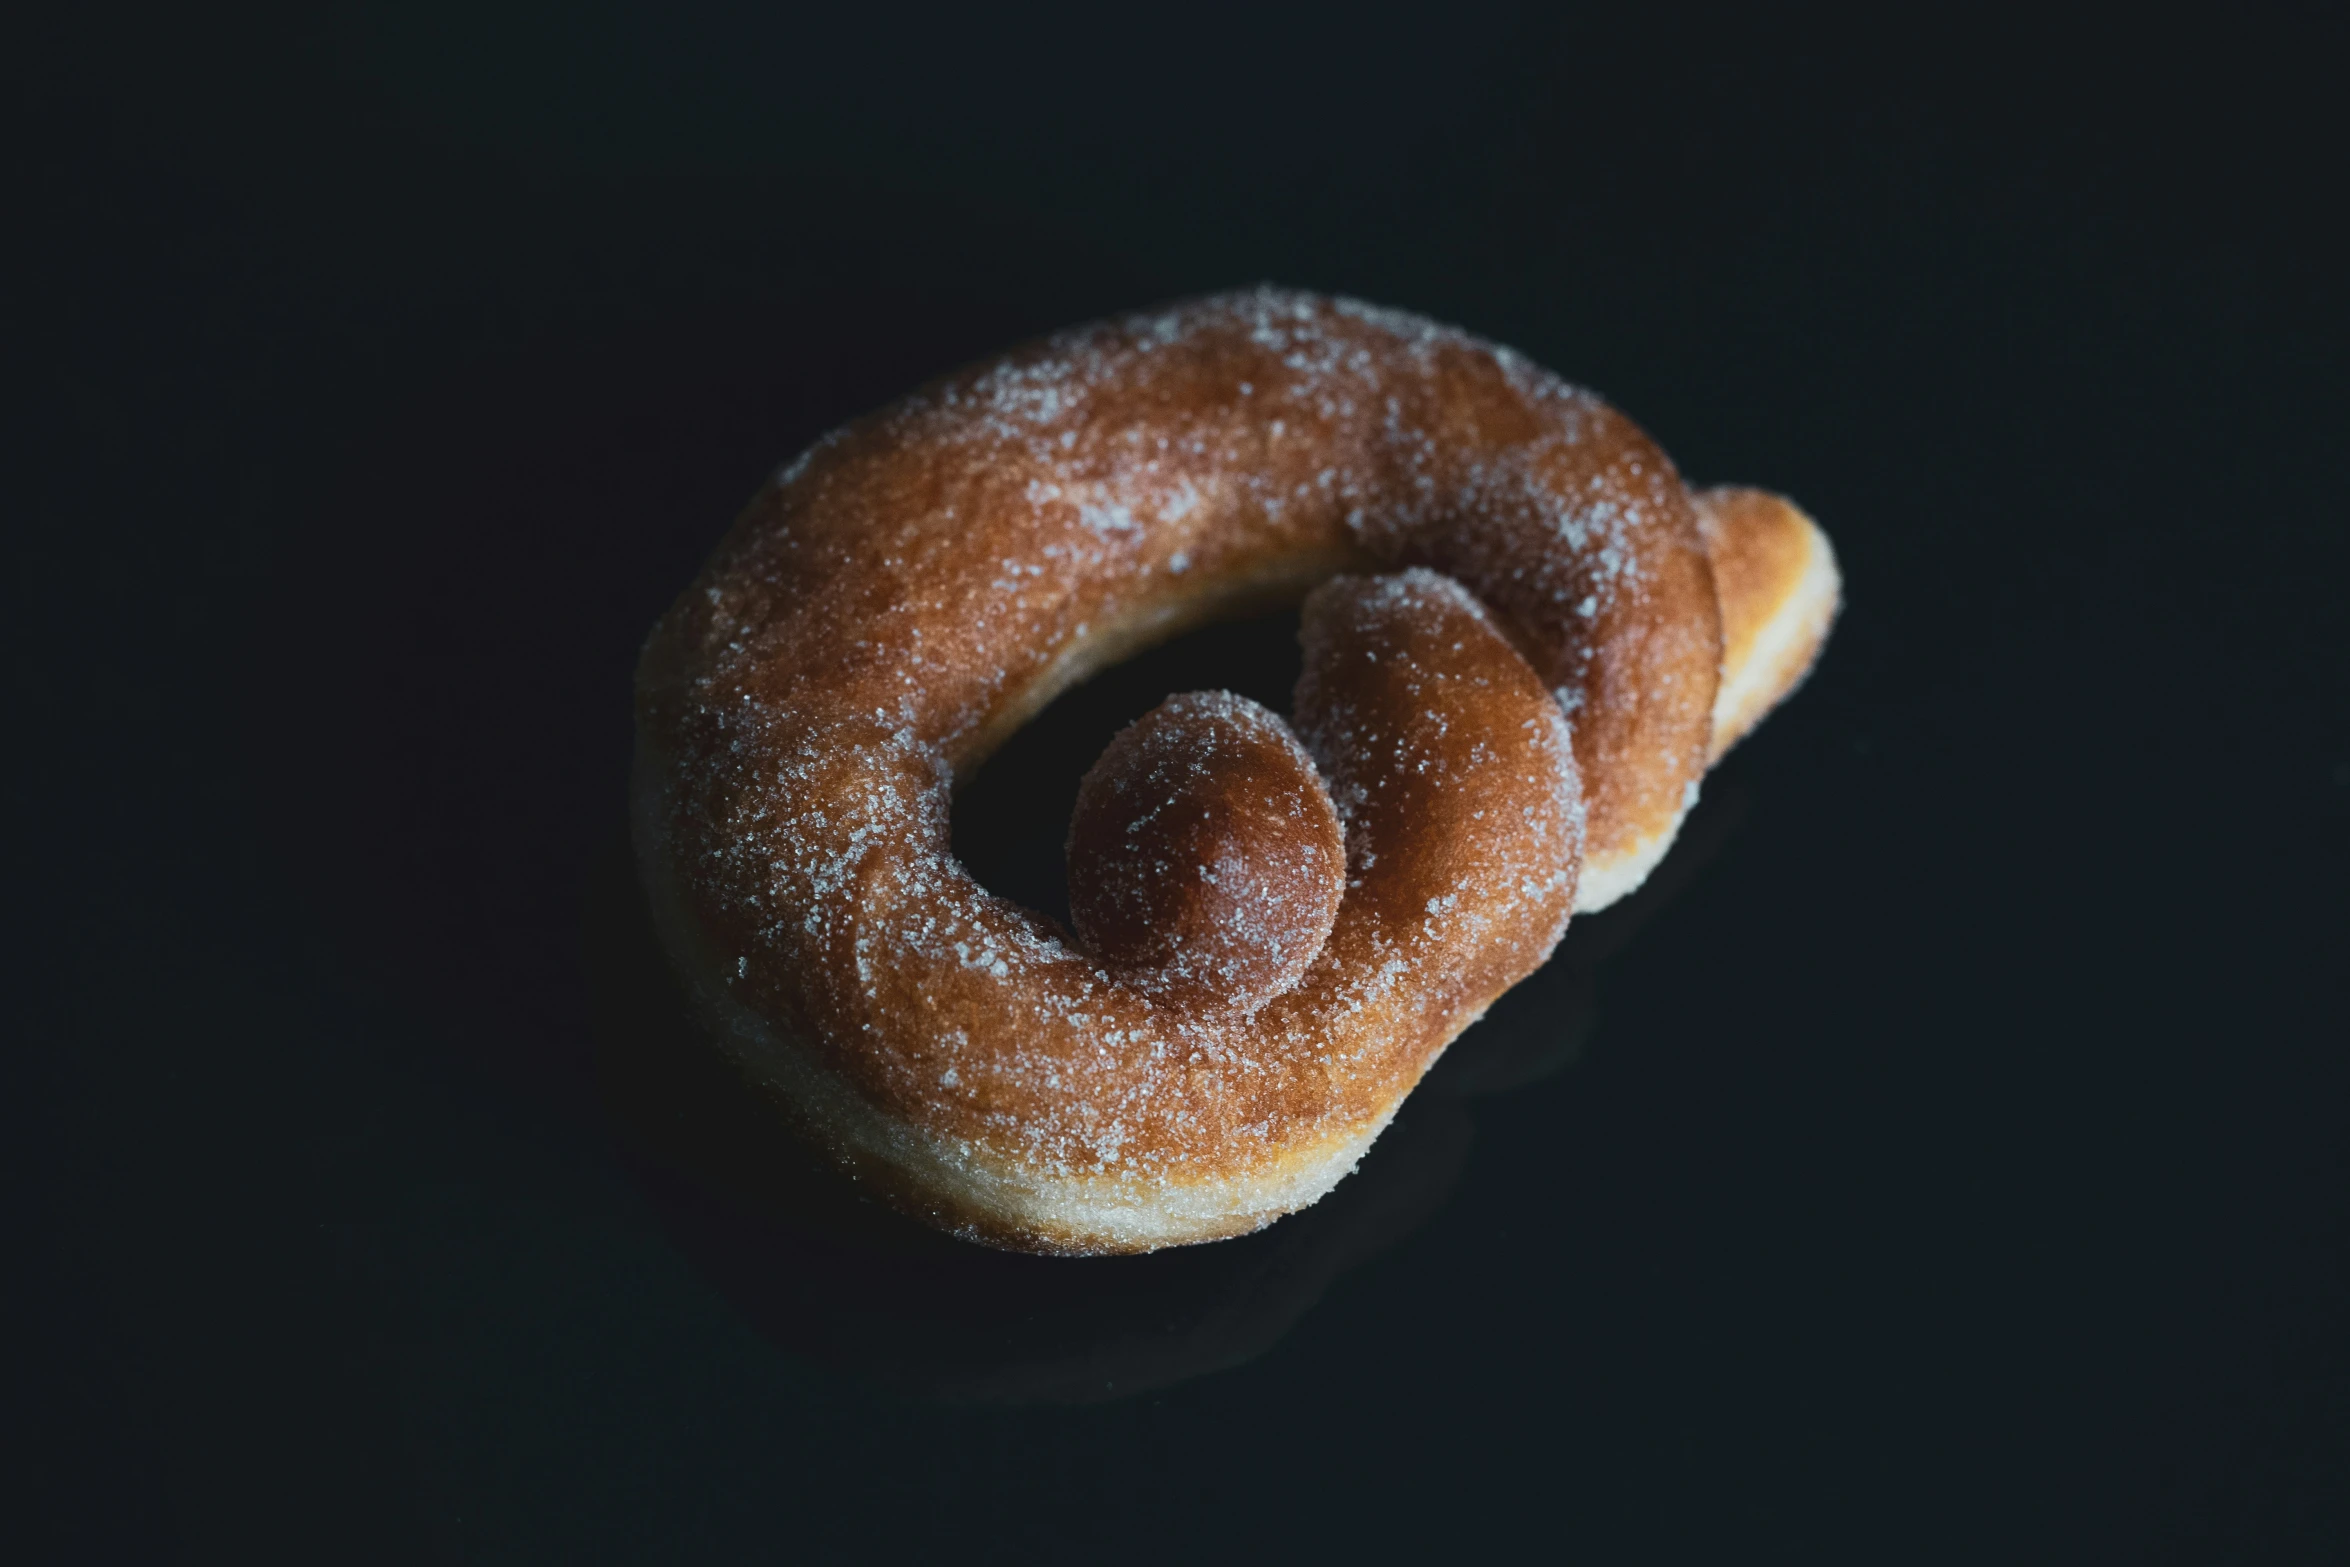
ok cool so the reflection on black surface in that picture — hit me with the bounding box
[584,613,1746,1403]
[587,825,1474,1403]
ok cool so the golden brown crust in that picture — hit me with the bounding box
[1066,692,1344,1015]
[1694,486,1843,762]
[631,288,1831,1253]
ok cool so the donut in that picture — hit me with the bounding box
[632,288,1839,1254]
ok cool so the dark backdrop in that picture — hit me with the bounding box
[13,6,2347,1562]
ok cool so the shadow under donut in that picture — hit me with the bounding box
[583,608,1748,1402]
[584,826,1472,1404]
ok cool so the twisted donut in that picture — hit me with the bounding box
[633,288,1838,1254]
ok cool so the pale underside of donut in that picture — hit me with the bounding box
[633,289,1840,1254]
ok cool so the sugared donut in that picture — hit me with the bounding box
[632,288,1839,1253]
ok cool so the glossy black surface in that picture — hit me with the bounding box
[15,8,2347,1561]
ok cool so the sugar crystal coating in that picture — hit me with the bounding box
[1067,691,1344,1014]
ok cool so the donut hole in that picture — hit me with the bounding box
[1066,692,1344,1013]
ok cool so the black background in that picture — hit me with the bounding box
[13,6,2349,1561]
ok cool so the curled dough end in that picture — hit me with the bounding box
[1696,486,1844,764]
[1066,691,1344,1016]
